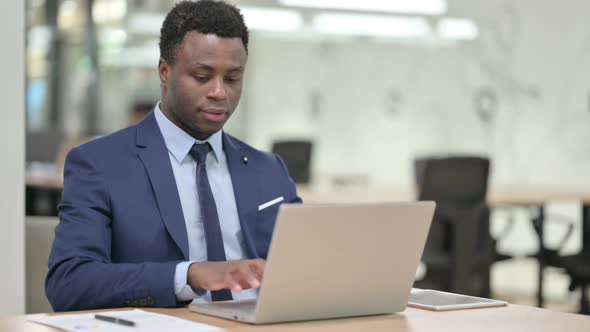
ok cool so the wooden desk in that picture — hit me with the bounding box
[3,305,590,331]
[297,185,590,206]
[26,175,63,191]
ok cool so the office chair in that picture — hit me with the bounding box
[561,252,590,314]
[271,140,313,184]
[413,156,508,298]
[528,207,589,314]
[26,128,65,164]
[523,204,581,309]
[26,128,66,216]
[26,216,58,313]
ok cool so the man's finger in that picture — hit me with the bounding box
[234,264,261,289]
[224,272,243,292]
[233,273,259,290]
[247,276,260,288]
[249,259,265,278]
[204,278,231,291]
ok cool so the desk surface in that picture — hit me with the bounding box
[297,186,590,206]
[25,175,590,206]
[3,305,590,331]
[25,176,63,190]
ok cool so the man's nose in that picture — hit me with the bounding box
[207,78,228,100]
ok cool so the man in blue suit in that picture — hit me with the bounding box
[46,0,301,311]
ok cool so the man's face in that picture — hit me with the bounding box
[159,32,247,140]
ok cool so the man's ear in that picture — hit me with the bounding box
[158,57,169,87]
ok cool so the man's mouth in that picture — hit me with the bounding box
[200,108,227,122]
[201,108,226,114]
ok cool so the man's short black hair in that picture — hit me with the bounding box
[159,0,249,64]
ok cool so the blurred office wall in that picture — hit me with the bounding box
[240,0,590,188]
[27,0,590,188]
[1,1,25,315]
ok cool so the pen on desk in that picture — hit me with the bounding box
[94,314,136,327]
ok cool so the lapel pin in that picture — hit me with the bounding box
[242,156,248,164]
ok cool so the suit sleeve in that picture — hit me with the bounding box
[45,146,187,311]
[273,154,303,204]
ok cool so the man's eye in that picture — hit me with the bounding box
[194,75,209,82]
[225,77,241,83]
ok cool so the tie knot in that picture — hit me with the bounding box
[189,142,211,164]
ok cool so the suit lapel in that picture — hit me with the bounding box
[135,112,189,259]
[223,133,260,258]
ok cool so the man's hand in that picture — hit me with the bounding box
[187,259,265,293]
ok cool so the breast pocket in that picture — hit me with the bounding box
[253,199,283,257]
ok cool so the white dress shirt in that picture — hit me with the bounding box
[154,104,257,303]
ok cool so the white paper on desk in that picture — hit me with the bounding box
[27,309,225,332]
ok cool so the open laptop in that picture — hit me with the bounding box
[190,202,435,324]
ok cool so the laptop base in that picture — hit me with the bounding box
[190,300,257,324]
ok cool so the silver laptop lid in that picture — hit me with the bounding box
[254,202,435,324]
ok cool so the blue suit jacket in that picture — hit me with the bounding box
[46,112,301,311]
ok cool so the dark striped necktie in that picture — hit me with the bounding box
[189,142,233,301]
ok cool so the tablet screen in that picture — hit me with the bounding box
[408,289,507,311]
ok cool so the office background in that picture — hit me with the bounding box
[27,0,590,187]
[4,0,590,315]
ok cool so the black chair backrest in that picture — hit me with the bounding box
[415,156,489,205]
[271,140,313,184]
[414,155,491,254]
[26,129,65,164]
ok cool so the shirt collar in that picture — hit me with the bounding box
[154,102,223,163]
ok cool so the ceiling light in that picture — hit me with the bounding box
[240,6,303,32]
[280,0,447,16]
[437,18,479,40]
[313,13,431,39]
[93,0,127,24]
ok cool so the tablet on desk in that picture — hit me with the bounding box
[408,289,508,311]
